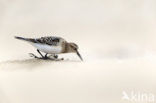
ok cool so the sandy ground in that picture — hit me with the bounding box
[0,0,156,103]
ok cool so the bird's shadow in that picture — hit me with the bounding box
[0,59,43,71]
[0,58,80,71]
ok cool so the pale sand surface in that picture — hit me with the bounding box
[0,0,156,103]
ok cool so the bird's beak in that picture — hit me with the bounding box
[76,50,83,61]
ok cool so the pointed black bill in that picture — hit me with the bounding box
[76,50,83,61]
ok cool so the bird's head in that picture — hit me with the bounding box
[68,42,83,61]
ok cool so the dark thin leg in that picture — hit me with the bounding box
[37,49,44,58]
[54,54,58,59]
[45,53,48,59]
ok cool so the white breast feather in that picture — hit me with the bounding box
[30,43,62,54]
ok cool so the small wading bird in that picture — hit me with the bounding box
[15,36,83,61]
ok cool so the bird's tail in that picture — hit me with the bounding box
[14,36,33,42]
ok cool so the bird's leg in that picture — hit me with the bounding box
[29,50,46,59]
[30,51,63,60]
[37,49,45,58]
[48,54,57,59]
[48,54,63,60]
[29,53,50,60]
[54,54,58,59]
[45,53,57,60]
[45,53,49,59]
[53,54,64,61]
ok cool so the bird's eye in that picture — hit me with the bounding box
[70,46,77,50]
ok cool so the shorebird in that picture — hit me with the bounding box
[15,36,83,61]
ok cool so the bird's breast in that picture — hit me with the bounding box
[31,43,62,54]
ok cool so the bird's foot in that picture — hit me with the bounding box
[29,53,49,60]
[29,53,64,61]
[29,53,41,59]
[54,55,58,59]
[48,54,64,61]
[45,54,64,61]
[48,54,57,59]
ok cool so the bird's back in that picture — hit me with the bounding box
[15,36,67,54]
[33,36,64,46]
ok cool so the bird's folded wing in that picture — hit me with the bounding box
[35,37,61,46]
